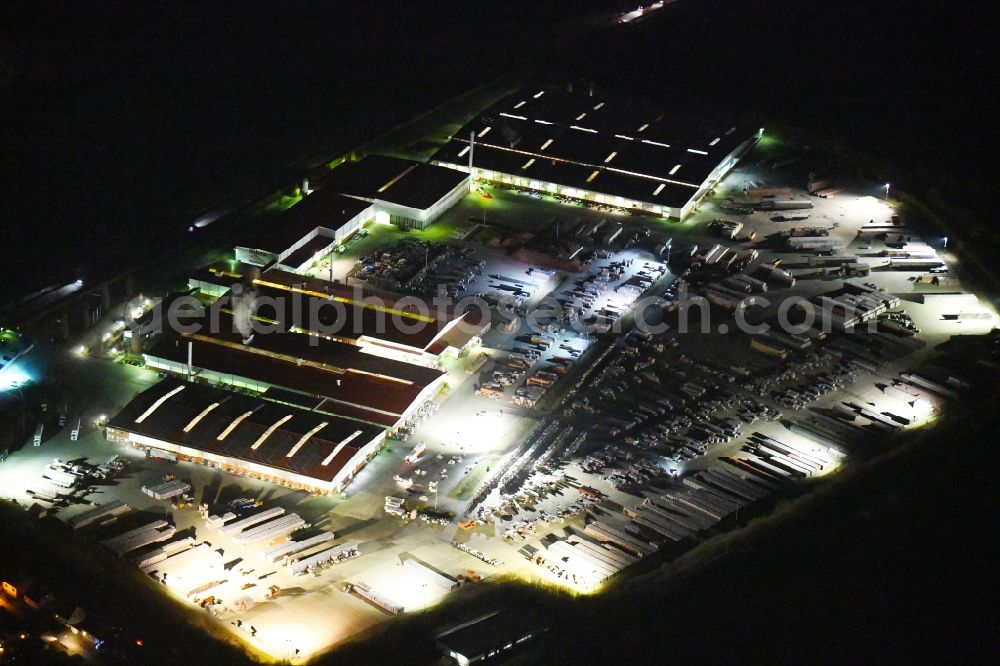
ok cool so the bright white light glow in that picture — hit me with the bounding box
[0,366,31,391]
[571,125,598,133]
[499,112,527,120]
[642,139,670,148]
[687,148,709,155]
[849,195,892,217]
[420,408,519,454]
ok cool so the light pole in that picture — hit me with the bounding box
[884,183,890,201]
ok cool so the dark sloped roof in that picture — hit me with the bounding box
[244,191,372,254]
[278,234,337,269]
[108,379,385,483]
[330,155,469,211]
[191,315,443,387]
[146,329,440,421]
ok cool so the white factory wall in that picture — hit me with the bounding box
[435,160,683,219]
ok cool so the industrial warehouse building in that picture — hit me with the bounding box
[236,155,469,270]
[329,154,470,230]
[107,379,387,494]
[187,261,489,366]
[433,86,760,219]
[236,155,470,274]
[144,257,490,430]
[235,190,373,271]
[143,317,447,428]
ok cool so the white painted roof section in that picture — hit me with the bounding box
[250,414,293,451]
[321,430,364,466]
[183,402,220,433]
[653,183,666,196]
[586,170,600,183]
[217,410,254,441]
[135,385,185,424]
[513,100,527,109]
[522,158,536,170]
[499,112,526,120]
[540,139,553,150]
[533,90,545,98]
[571,125,598,133]
[687,148,709,155]
[669,164,682,175]
[637,123,650,133]
[286,421,329,458]
[709,137,721,146]
[642,139,670,148]
[477,126,492,138]
[604,152,617,163]
[457,145,471,157]
[593,102,605,110]
[575,112,587,121]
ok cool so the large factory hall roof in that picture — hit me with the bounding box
[191,262,487,353]
[109,378,385,484]
[329,155,469,211]
[434,87,752,208]
[146,329,440,426]
[245,190,373,255]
